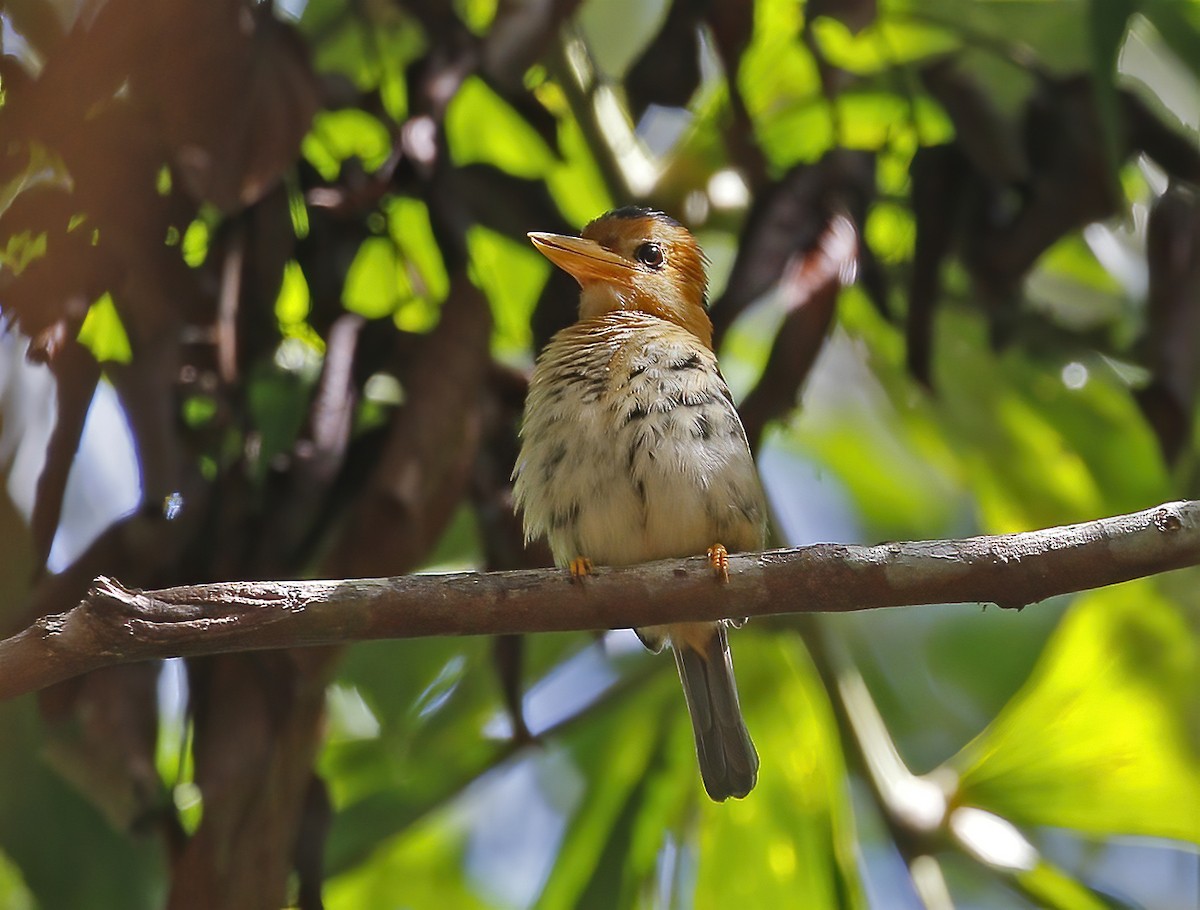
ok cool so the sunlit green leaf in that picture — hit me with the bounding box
[740,0,815,123]
[77,293,133,364]
[0,230,46,275]
[322,637,503,873]
[182,395,217,427]
[738,0,825,172]
[533,81,614,226]
[455,0,497,36]
[756,102,836,170]
[952,580,1200,843]
[467,224,550,361]
[534,672,679,909]
[246,365,312,479]
[181,219,208,268]
[387,195,449,305]
[931,308,1169,531]
[275,260,311,327]
[343,237,405,320]
[695,636,863,909]
[1037,235,1124,298]
[0,847,34,910]
[309,10,423,117]
[866,201,916,264]
[302,109,393,182]
[447,76,557,179]
[834,89,953,156]
[1014,859,1117,910]
[325,804,492,910]
[809,16,958,75]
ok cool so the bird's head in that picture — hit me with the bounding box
[528,207,713,348]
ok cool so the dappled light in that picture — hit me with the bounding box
[0,1,1198,908]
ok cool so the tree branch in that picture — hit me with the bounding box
[2,500,1198,701]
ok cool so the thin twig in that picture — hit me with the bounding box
[1,500,1197,701]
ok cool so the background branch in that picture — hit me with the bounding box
[2,500,1197,701]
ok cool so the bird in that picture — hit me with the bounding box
[512,207,767,801]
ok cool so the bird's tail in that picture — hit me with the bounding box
[672,623,758,801]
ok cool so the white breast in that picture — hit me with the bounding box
[513,311,766,567]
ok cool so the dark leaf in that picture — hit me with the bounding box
[701,2,767,188]
[492,635,534,744]
[31,340,100,568]
[38,664,163,833]
[920,58,1028,185]
[294,775,333,910]
[484,74,563,157]
[1138,184,1200,462]
[1086,0,1135,176]
[1123,89,1200,183]
[964,74,1120,337]
[906,144,970,386]
[174,651,332,910]
[482,0,585,90]
[712,150,872,344]
[325,274,491,578]
[455,163,572,242]
[807,0,877,34]
[625,0,703,119]
[136,2,322,212]
[738,214,855,449]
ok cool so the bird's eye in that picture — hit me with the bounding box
[634,242,664,269]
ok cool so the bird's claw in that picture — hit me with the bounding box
[707,543,730,583]
[568,556,594,582]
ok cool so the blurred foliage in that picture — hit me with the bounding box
[0,0,1198,908]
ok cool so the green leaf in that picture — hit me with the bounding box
[0,230,47,276]
[246,365,312,478]
[1141,0,1200,91]
[324,803,493,910]
[307,11,422,118]
[386,196,449,306]
[0,699,167,910]
[321,637,504,874]
[77,293,133,364]
[467,225,550,361]
[1085,0,1134,182]
[446,76,557,179]
[532,82,614,226]
[951,579,1200,843]
[0,848,35,910]
[534,672,679,909]
[1015,859,1119,910]
[454,0,497,35]
[865,201,916,265]
[809,16,958,75]
[838,91,954,152]
[302,109,392,182]
[695,637,863,909]
[342,237,405,320]
[275,260,311,327]
[931,308,1169,531]
[181,218,209,268]
[343,231,443,331]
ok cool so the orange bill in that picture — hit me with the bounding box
[527,232,635,286]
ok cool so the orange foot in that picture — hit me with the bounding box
[707,543,730,583]
[568,556,594,582]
